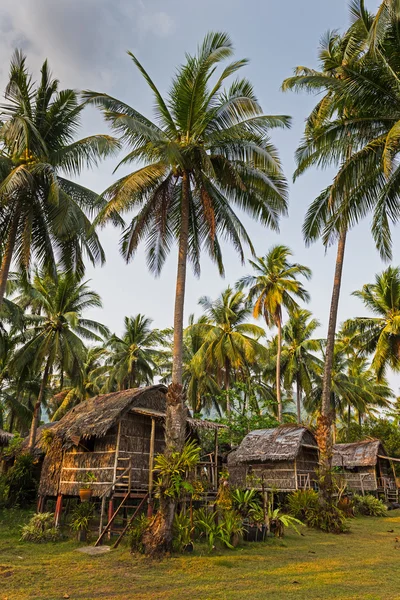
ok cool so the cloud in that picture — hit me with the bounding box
[0,0,176,90]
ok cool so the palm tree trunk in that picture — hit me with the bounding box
[316,229,347,503]
[144,171,190,556]
[224,359,231,415]
[296,375,302,424]
[347,405,351,440]
[27,357,52,453]
[276,316,283,423]
[0,208,20,306]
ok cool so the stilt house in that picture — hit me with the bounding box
[333,440,397,497]
[37,385,224,513]
[227,425,319,491]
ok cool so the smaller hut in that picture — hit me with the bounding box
[227,425,319,491]
[333,440,397,496]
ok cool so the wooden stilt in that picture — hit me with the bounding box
[107,498,114,540]
[54,494,63,527]
[37,495,45,513]
[214,429,219,491]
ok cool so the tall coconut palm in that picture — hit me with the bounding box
[85,32,289,552]
[343,267,400,381]
[10,269,109,451]
[106,315,164,390]
[282,22,369,500]
[280,309,321,424]
[237,246,311,422]
[0,51,119,304]
[192,287,267,414]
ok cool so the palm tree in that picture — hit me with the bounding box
[192,287,267,414]
[106,315,164,390]
[343,267,400,381]
[280,309,321,424]
[10,269,109,451]
[237,245,311,422]
[0,51,119,304]
[282,22,368,499]
[305,344,393,440]
[49,346,108,421]
[85,32,289,552]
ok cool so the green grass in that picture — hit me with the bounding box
[1,508,400,599]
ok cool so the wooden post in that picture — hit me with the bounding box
[99,495,106,537]
[147,418,156,518]
[360,473,365,496]
[54,494,63,527]
[112,420,122,492]
[294,459,298,490]
[37,495,45,513]
[107,498,114,541]
[214,429,219,491]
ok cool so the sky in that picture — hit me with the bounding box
[2,0,397,389]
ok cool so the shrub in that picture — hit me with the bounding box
[219,510,244,547]
[70,502,95,533]
[287,489,319,520]
[128,514,150,554]
[231,488,261,518]
[21,512,60,543]
[6,453,38,507]
[305,504,349,534]
[173,511,193,552]
[353,494,387,517]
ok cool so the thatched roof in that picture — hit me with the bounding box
[49,385,226,446]
[20,423,58,457]
[0,429,13,447]
[227,425,318,465]
[332,440,388,468]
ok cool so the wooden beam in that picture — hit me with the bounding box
[148,418,156,497]
[112,420,121,491]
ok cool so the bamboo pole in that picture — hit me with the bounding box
[147,418,156,517]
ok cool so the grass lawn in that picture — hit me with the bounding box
[1,508,400,600]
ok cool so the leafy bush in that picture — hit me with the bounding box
[70,502,94,532]
[21,512,60,543]
[305,504,349,534]
[231,488,261,518]
[268,507,304,537]
[128,514,150,554]
[5,453,38,507]
[219,510,244,547]
[287,489,319,520]
[173,511,193,552]
[353,494,387,517]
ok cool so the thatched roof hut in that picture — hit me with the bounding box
[0,429,13,447]
[227,425,319,491]
[333,440,396,494]
[38,384,224,501]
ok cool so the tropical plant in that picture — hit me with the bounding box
[0,51,118,304]
[268,507,304,537]
[21,512,60,543]
[172,511,194,552]
[304,503,349,534]
[352,494,387,517]
[10,269,109,451]
[5,453,37,507]
[231,488,261,518]
[218,510,244,547]
[106,315,164,390]
[128,514,150,554]
[238,246,311,422]
[84,31,289,554]
[70,502,95,533]
[287,489,319,521]
[192,288,267,413]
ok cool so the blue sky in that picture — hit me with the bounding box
[2,0,396,388]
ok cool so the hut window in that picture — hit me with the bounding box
[79,437,95,452]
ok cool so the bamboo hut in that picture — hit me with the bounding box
[333,440,397,498]
[37,384,225,519]
[227,425,319,491]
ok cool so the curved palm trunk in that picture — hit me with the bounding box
[143,172,189,556]
[224,359,231,415]
[0,208,20,306]
[27,357,52,453]
[316,229,347,502]
[296,375,302,424]
[276,316,282,423]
